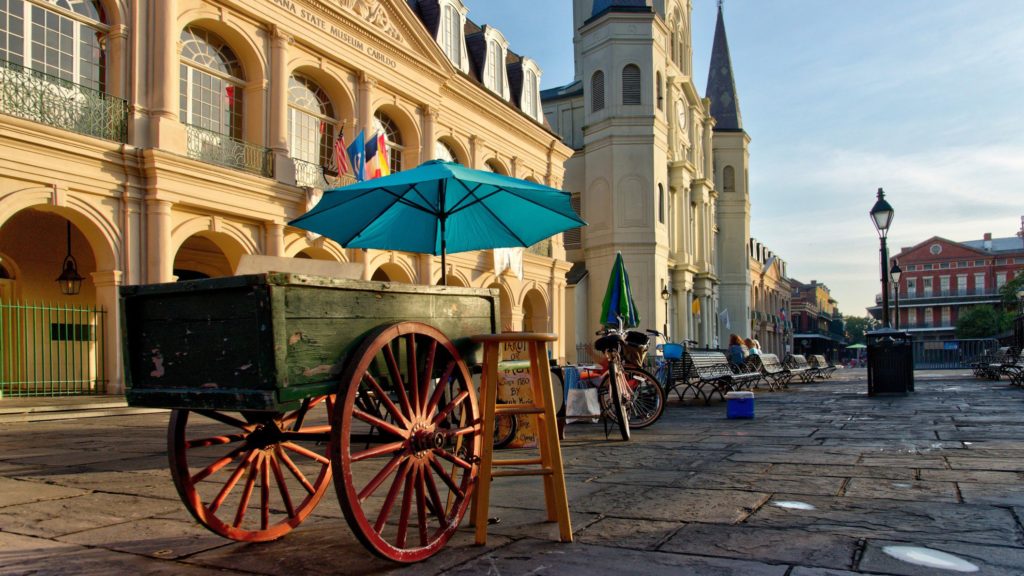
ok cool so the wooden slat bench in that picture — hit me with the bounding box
[784,354,816,383]
[808,355,837,380]
[746,353,796,391]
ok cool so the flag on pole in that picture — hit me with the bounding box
[364,132,391,180]
[691,298,701,317]
[334,129,351,177]
[346,129,366,181]
[718,307,730,330]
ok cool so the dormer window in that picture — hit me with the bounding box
[520,57,543,122]
[439,0,468,72]
[481,26,509,99]
[486,40,502,93]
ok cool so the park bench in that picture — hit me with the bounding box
[746,353,797,391]
[808,354,837,380]
[664,350,758,405]
[784,354,816,383]
[969,347,1012,379]
[999,353,1024,387]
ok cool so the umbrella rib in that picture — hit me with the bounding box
[336,184,440,247]
[448,185,581,224]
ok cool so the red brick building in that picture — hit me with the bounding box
[870,222,1024,341]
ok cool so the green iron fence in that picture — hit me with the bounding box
[0,300,107,397]
[0,58,128,143]
[186,124,274,177]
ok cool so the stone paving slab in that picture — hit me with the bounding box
[1,371,1022,574]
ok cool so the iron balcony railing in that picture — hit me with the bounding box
[0,58,127,143]
[527,238,552,257]
[186,124,273,177]
[292,157,357,189]
[0,300,107,397]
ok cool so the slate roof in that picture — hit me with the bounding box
[961,236,1024,253]
[705,3,742,131]
[589,0,653,21]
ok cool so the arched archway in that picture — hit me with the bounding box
[173,232,245,279]
[522,288,549,332]
[370,262,413,283]
[0,208,103,301]
[487,282,515,331]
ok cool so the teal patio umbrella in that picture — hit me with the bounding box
[601,252,640,328]
[290,160,586,284]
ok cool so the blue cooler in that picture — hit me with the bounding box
[725,391,754,419]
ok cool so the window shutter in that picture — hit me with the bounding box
[564,194,582,249]
[622,65,641,105]
[591,71,605,112]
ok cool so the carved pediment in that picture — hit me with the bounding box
[335,0,402,42]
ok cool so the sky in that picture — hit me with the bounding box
[459,0,1024,316]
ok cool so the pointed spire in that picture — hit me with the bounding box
[706,2,742,131]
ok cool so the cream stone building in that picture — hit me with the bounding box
[543,0,762,353]
[746,238,792,357]
[0,0,574,397]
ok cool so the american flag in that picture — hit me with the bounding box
[334,130,351,176]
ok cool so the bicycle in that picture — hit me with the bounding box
[597,328,666,429]
[593,316,633,441]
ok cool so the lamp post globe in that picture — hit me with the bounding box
[870,188,894,327]
[889,261,902,330]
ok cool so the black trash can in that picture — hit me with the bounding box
[866,328,914,396]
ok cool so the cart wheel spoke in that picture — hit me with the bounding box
[358,453,406,502]
[334,322,479,562]
[383,342,413,420]
[268,453,296,518]
[233,453,261,528]
[209,450,258,514]
[168,399,333,542]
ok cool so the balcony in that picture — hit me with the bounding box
[0,58,127,143]
[527,238,552,257]
[186,124,273,177]
[292,157,358,189]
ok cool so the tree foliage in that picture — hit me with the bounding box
[999,274,1024,309]
[843,315,879,344]
[955,305,1013,339]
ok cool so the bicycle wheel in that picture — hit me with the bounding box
[493,412,518,449]
[606,360,631,441]
[601,366,665,428]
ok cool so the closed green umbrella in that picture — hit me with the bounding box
[600,252,640,328]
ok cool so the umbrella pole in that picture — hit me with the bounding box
[440,180,447,286]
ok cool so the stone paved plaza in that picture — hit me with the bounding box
[1,369,1023,575]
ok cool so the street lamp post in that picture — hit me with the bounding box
[890,261,902,331]
[1015,289,1024,352]
[661,284,671,340]
[870,188,895,327]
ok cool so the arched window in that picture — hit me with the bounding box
[523,69,538,119]
[179,26,244,138]
[1,0,107,91]
[723,165,735,192]
[622,64,641,105]
[373,112,403,172]
[656,72,663,110]
[591,70,605,112]
[288,74,336,168]
[658,184,665,224]
[441,3,461,67]
[486,40,503,94]
[435,139,457,163]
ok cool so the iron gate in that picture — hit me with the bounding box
[0,300,107,397]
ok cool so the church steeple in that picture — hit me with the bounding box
[590,0,652,19]
[706,2,742,131]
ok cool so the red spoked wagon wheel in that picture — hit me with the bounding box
[332,322,480,563]
[168,395,334,542]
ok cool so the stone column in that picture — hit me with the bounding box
[146,198,173,283]
[270,27,295,184]
[151,0,185,151]
[105,25,129,100]
[421,106,436,161]
[91,270,124,393]
[265,222,285,257]
[358,74,376,136]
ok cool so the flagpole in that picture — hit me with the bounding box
[439,179,447,286]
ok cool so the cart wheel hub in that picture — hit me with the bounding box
[245,421,282,450]
[410,424,443,456]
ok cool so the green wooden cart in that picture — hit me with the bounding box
[121,273,498,563]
